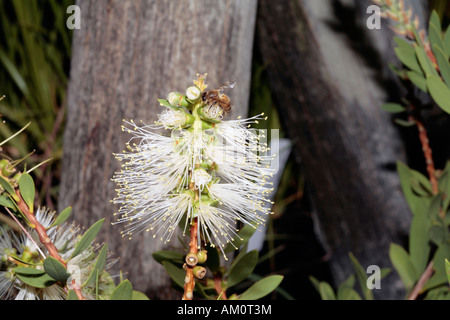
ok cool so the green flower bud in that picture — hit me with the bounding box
[167,92,191,108]
[0,159,15,178]
[193,266,207,279]
[197,250,207,264]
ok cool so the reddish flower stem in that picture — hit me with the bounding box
[14,189,86,300]
[183,218,198,300]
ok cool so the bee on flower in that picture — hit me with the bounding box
[112,74,275,258]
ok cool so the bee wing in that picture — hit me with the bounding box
[217,80,237,92]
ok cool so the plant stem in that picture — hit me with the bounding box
[214,273,227,300]
[409,106,439,195]
[14,190,86,300]
[407,260,434,300]
[182,218,198,300]
[406,104,439,300]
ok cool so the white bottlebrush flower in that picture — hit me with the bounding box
[0,207,116,300]
[112,76,275,258]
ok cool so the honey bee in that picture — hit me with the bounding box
[202,80,236,114]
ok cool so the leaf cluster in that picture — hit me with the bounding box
[153,225,284,300]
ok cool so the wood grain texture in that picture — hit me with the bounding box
[257,0,427,299]
[59,0,257,299]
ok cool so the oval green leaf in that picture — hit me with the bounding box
[427,75,450,114]
[132,290,150,300]
[389,243,418,290]
[18,172,35,213]
[110,279,133,300]
[239,275,284,300]
[49,207,72,229]
[84,244,108,287]
[380,103,406,114]
[13,267,56,289]
[226,250,258,288]
[70,218,105,259]
[162,260,185,289]
[43,257,71,282]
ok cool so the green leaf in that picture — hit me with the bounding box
[13,267,56,288]
[349,253,373,300]
[239,275,284,300]
[224,224,257,253]
[13,266,45,276]
[380,103,406,113]
[394,119,416,127]
[423,243,450,291]
[445,259,450,285]
[18,172,35,213]
[162,261,185,289]
[110,279,133,300]
[408,196,433,275]
[318,281,336,300]
[152,250,185,265]
[429,224,447,245]
[84,244,108,287]
[0,176,19,202]
[394,46,422,74]
[439,163,450,212]
[427,75,450,114]
[415,45,438,77]
[410,169,433,195]
[132,290,150,300]
[49,207,72,229]
[434,45,450,88]
[205,245,220,273]
[428,11,446,60]
[407,71,428,92]
[71,218,105,259]
[444,25,450,57]
[225,250,259,288]
[397,161,429,216]
[389,243,418,290]
[67,290,79,300]
[43,257,70,282]
[0,195,16,209]
[337,287,362,300]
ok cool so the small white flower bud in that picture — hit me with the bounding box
[158,109,192,129]
[186,86,202,101]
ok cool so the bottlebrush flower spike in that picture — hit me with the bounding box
[112,74,275,257]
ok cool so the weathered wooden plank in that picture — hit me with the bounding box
[59,0,257,298]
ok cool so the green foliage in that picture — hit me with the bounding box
[110,280,133,300]
[310,253,390,300]
[49,206,72,228]
[153,225,284,300]
[70,218,105,259]
[0,0,74,206]
[13,267,56,289]
[18,172,35,213]
[388,10,450,117]
[43,257,70,282]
